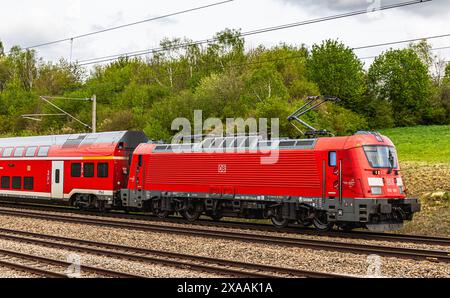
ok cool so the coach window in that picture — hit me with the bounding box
[2,148,13,157]
[329,151,337,167]
[97,163,109,178]
[14,147,25,157]
[84,163,94,178]
[71,163,82,177]
[55,170,60,184]
[12,177,21,189]
[24,177,34,190]
[37,146,50,157]
[1,177,10,189]
[25,147,38,157]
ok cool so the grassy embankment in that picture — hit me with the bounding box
[380,125,450,236]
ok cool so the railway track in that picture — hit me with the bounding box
[0,201,449,246]
[0,247,141,278]
[0,228,345,278]
[0,208,449,263]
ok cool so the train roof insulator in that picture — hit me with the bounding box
[152,136,317,153]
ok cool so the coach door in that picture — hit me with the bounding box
[51,161,64,199]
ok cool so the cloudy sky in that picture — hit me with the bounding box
[1,0,449,68]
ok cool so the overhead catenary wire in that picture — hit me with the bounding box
[6,0,234,54]
[353,32,450,51]
[76,0,431,66]
[358,41,450,60]
[86,39,449,89]
[79,30,450,66]
[76,35,450,79]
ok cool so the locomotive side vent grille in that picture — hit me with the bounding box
[152,137,316,153]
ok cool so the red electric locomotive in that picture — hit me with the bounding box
[0,131,147,209]
[121,132,420,231]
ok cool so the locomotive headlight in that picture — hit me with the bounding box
[371,186,383,195]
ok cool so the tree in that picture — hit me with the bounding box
[368,48,432,126]
[34,59,84,95]
[6,46,37,91]
[0,44,10,91]
[410,40,447,86]
[445,63,450,82]
[306,39,366,111]
[242,66,289,105]
[0,40,4,57]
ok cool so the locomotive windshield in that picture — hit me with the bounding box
[363,146,398,169]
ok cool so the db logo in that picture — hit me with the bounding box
[218,164,227,174]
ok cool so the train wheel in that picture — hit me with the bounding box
[181,207,201,222]
[313,214,333,231]
[271,216,289,229]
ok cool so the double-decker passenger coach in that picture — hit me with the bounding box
[0,131,147,209]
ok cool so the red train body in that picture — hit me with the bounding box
[0,130,420,231]
[0,131,147,208]
[122,132,420,231]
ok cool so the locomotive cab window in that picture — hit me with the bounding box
[2,148,13,157]
[328,151,337,167]
[12,177,21,189]
[1,176,10,189]
[97,163,109,178]
[14,147,25,157]
[37,146,50,157]
[71,163,81,177]
[363,146,398,169]
[84,163,94,177]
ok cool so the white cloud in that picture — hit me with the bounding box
[0,0,449,68]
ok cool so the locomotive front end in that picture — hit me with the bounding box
[353,133,421,231]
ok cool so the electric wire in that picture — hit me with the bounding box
[76,0,431,66]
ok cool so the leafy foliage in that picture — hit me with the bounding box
[306,40,366,112]
[0,34,448,140]
[368,48,432,127]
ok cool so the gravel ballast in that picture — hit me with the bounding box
[0,206,447,251]
[0,214,448,278]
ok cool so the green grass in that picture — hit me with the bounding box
[380,125,450,163]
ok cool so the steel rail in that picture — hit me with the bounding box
[0,209,448,263]
[0,202,448,246]
[0,259,67,278]
[0,227,347,278]
[0,248,141,278]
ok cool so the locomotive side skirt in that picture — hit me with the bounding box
[120,189,420,231]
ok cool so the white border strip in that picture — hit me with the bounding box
[368,177,384,187]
